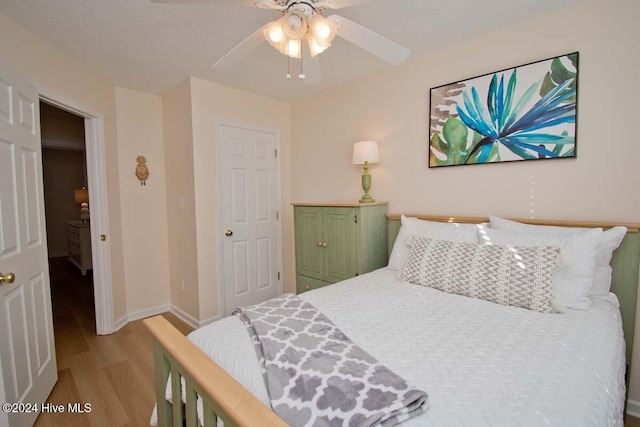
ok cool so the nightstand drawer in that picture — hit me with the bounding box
[67,224,81,240]
[68,237,81,255]
[296,275,330,294]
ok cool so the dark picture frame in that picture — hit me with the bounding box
[428,52,579,168]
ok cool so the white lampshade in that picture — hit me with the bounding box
[352,141,380,164]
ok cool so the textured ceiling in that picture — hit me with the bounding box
[0,0,585,100]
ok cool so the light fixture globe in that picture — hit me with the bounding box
[286,39,302,58]
[268,23,284,43]
[263,5,339,61]
[309,15,337,43]
[306,33,327,57]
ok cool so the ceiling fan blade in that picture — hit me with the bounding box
[211,25,267,71]
[302,46,322,86]
[327,15,410,65]
[315,0,381,9]
[151,0,259,6]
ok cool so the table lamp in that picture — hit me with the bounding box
[352,141,380,203]
[74,188,89,222]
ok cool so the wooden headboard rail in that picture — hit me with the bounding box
[386,214,640,233]
[387,214,640,364]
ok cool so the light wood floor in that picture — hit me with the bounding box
[34,258,193,427]
[32,257,640,426]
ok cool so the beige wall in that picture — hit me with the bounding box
[162,79,200,320]
[291,0,639,222]
[189,77,292,322]
[0,13,127,321]
[42,149,86,255]
[290,0,640,399]
[115,87,170,315]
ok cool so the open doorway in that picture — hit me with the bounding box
[38,94,114,336]
[40,102,97,329]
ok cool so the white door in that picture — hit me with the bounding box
[218,123,281,315]
[0,60,57,426]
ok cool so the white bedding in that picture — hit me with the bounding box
[185,268,626,426]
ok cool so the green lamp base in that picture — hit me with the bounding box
[359,163,375,203]
[359,195,376,203]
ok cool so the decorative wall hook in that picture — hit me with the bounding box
[135,156,149,185]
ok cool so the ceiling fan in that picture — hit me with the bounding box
[151,0,411,85]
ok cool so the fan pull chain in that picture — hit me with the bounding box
[299,56,306,80]
[286,54,292,79]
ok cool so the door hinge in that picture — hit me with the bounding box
[278,272,281,280]
[354,215,358,224]
[275,148,278,158]
[276,210,279,220]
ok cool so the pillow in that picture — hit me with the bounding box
[488,215,627,296]
[401,236,559,313]
[479,227,602,310]
[388,216,479,271]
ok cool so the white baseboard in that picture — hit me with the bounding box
[128,304,171,323]
[113,304,171,332]
[627,399,640,418]
[113,304,217,332]
[169,304,200,329]
[114,314,128,332]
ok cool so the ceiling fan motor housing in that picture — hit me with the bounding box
[284,1,317,16]
[283,9,308,40]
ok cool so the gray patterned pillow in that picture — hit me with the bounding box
[401,236,560,313]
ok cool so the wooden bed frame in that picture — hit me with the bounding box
[145,214,640,427]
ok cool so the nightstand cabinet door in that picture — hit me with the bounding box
[294,207,324,281]
[323,208,356,283]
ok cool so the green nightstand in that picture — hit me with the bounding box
[292,202,389,294]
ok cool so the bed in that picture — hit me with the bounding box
[145,214,640,427]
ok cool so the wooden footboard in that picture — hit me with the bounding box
[144,315,287,427]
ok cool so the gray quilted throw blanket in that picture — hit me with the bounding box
[233,293,428,427]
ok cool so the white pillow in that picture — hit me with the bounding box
[479,227,602,310]
[388,216,479,271]
[488,215,627,296]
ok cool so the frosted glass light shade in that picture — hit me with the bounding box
[352,141,380,164]
[268,24,284,43]
[287,39,301,57]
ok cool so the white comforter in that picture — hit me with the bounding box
[187,268,626,426]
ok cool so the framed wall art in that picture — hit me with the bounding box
[429,52,578,168]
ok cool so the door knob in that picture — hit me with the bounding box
[0,272,15,285]
[225,230,233,237]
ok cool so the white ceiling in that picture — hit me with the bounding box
[0,0,585,101]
